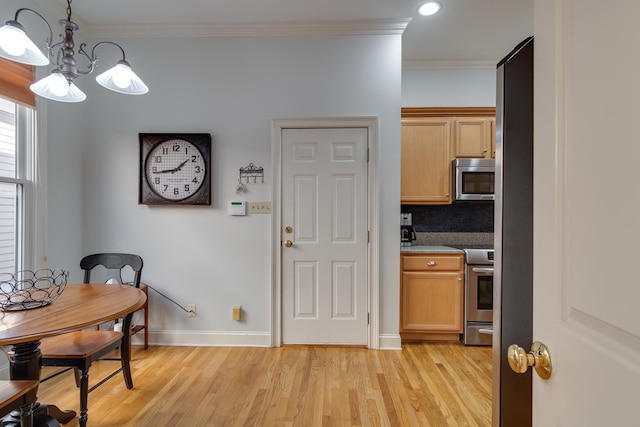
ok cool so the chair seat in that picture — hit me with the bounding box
[37,253,144,427]
[40,331,124,359]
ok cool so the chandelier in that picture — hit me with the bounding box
[0,0,148,103]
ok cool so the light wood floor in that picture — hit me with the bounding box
[37,342,492,426]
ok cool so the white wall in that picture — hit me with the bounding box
[41,102,86,272]
[0,0,499,352]
[37,33,403,347]
[0,1,86,274]
[402,67,496,107]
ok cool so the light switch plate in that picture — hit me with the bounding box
[248,201,271,214]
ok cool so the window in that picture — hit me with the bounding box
[0,97,36,272]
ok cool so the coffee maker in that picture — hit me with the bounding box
[400,213,416,247]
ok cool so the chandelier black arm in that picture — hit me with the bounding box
[77,41,126,75]
[12,8,54,58]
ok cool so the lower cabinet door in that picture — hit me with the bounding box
[401,271,463,333]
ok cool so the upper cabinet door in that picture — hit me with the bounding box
[400,108,496,205]
[453,118,494,158]
[401,118,452,204]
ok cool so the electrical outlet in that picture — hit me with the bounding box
[232,305,242,321]
[187,304,196,317]
[248,201,271,214]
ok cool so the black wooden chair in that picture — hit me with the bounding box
[0,380,38,427]
[39,253,143,427]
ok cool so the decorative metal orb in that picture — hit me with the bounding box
[0,269,68,311]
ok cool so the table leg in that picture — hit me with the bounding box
[3,341,76,426]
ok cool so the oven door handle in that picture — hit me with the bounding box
[471,267,494,275]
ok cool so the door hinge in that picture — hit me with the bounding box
[367,231,370,243]
[366,148,370,163]
[367,312,370,325]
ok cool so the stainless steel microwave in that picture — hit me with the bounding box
[453,158,495,201]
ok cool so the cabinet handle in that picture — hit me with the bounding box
[427,261,436,266]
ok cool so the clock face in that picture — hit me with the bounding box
[139,133,212,205]
[145,139,205,201]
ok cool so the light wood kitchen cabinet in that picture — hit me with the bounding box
[401,107,496,205]
[401,118,452,204]
[453,117,496,158]
[400,253,464,341]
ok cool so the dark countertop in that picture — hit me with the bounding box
[400,245,464,254]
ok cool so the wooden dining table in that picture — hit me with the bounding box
[0,283,147,427]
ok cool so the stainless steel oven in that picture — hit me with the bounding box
[463,248,494,345]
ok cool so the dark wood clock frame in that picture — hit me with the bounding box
[139,133,212,205]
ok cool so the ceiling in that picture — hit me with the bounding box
[32,0,533,68]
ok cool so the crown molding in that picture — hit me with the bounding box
[402,58,499,70]
[30,2,409,40]
[82,18,411,39]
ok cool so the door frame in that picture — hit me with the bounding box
[270,117,379,348]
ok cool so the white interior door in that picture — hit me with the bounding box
[530,1,640,425]
[281,127,368,345]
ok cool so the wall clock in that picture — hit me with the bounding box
[139,133,212,205]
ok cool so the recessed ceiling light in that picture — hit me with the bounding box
[418,1,442,16]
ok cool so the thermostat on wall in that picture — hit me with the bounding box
[227,201,247,216]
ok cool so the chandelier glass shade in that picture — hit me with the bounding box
[95,60,148,95]
[29,70,86,102]
[0,1,148,103]
[0,21,49,66]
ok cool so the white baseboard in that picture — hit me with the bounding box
[141,330,272,347]
[135,331,402,349]
[378,334,402,350]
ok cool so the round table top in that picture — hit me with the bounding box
[0,283,147,345]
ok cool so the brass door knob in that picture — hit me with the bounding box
[283,240,293,248]
[507,341,552,379]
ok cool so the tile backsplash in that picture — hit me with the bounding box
[402,202,494,232]
[402,202,494,246]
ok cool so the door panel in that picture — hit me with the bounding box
[294,175,317,241]
[294,261,317,317]
[333,262,356,318]
[529,1,640,425]
[282,128,368,345]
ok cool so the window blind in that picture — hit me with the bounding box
[0,58,35,107]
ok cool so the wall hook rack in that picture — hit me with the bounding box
[239,163,264,184]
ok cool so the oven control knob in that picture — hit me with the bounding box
[507,341,552,379]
